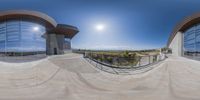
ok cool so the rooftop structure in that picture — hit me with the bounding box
[0,10,79,56]
[168,12,200,59]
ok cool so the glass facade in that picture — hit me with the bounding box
[183,24,200,57]
[63,37,71,50]
[0,18,46,56]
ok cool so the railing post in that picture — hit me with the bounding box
[139,57,141,67]
[149,55,150,64]
[157,55,159,61]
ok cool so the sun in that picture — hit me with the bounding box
[96,24,105,31]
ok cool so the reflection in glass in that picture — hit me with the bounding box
[183,24,200,57]
[63,37,71,50]
[0,18,46,56]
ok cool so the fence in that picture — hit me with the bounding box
[84,52,167,74]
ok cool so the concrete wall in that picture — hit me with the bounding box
[46,33,65,55]
[169,32,183,56]
[56,34,65,54]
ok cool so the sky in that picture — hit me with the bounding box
[0,0,200,50]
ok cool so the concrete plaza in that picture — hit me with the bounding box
[0,53,199,100]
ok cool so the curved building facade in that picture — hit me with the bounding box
[0,10,79,56]
[168,13,200,59]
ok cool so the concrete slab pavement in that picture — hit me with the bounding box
[0,53,198,100]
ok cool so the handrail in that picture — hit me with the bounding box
[84,52,167,74]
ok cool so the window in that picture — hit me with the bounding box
[0,17,46,56]
[63,37,71,50]
[184,24,200,57]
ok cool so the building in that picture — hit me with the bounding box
[167,13,200,59]
[0,10,79,56]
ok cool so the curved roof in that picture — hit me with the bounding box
[167,13,200,47]
[0,10,57,28]
[0,10,79,39]
[53,24,79,39]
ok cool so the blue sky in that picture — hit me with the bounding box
[0,0,200,50]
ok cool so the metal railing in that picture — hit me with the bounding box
[84,53,167,74]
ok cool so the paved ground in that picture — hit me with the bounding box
[0,53,199,100]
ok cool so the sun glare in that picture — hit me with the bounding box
[33,26,39,31]
[96,24,105,31]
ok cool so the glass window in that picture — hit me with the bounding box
[0,18,46,56]
[183,24,200,57]
[63,37,71,50]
